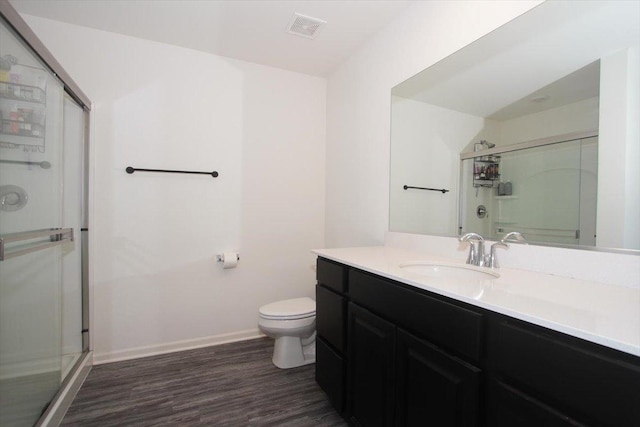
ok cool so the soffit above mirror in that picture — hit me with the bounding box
[392,1,639,119]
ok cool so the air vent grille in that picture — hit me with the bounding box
[286,13,326,39]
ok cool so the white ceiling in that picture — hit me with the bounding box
[9,0,413,77]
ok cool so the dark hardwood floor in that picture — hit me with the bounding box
[61,337,346,426]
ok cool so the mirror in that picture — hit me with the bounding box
[390,1,639,251]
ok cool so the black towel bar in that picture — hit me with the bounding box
[126,166,219,178]
[403,185,449,194]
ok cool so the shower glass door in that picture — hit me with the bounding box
[61,94,85,382]
[0,15,84,426]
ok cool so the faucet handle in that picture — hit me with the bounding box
[488,241,509,268]
[465,242,479,265]
[460,232,484,243]
[501,231,526,244]
[459,233,485,266]
[489,231,525,268]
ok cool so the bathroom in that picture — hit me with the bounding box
[0,0,638,425]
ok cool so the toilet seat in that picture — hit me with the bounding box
[259,297,315,320]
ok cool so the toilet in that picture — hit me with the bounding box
[258,297,316,369]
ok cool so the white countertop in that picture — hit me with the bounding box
[313,246,640,357]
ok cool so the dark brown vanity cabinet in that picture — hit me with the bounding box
[315,258,348,414]
[315,257,640,427]
[486,316,640,427]
[347,269,482,427]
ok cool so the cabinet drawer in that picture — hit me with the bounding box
[487,379,584,427]
[488,318,640,426]
[316,337,345,415]
[316,284,346,353]
[349,269,484,364]
[317,258,347,293]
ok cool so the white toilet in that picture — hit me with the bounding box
[258,297,316,369]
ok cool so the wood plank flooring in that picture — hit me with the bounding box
[61,337,347,426]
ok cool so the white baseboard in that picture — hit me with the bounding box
[93,329,266,365]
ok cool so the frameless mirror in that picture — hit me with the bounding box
[390,0,639,251]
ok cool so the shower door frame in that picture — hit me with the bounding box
[0,1,93,425]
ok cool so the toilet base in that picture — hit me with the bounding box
[272,335,316,369]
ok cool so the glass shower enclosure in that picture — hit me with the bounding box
[459,135,598,247]
[0,4,90,426]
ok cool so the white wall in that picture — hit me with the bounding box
[389,97,487,236]
[325,0,543,248]
[23,16,327,362]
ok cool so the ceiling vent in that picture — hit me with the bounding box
[286,13,326,39]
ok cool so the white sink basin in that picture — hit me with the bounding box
[398,263,498,299]
[400,263,499,281]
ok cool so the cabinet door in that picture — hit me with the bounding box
[487,379,585,427]
[348,303,395,427]
[396,329,481,427]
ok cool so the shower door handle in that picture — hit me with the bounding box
[0,228,74,261]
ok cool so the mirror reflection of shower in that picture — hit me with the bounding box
[474,140,495,151]
[460,135,598,247]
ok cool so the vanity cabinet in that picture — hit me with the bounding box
[315,257,640,427]
[486,316,640,426]
[348,269,481,427]
[315,258,348,414]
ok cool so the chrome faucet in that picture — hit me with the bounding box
[459,232,485,267]
[486,232,527,268]
[460,231,527,268]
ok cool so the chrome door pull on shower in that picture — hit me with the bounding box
[0,228,74,261]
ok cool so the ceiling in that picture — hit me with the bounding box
[9,0,413,77]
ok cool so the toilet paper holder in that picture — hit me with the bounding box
[216,253,240,262]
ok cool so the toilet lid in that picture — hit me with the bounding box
[259,297,316,320]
